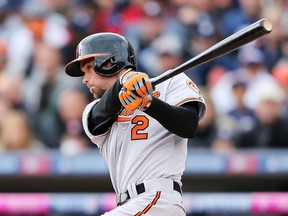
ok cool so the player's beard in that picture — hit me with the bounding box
[90,87,106,99]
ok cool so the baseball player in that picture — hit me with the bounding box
[64,32,206,216]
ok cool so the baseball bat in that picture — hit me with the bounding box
[150,18,272,86]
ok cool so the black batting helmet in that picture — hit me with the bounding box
[64,32,137,77]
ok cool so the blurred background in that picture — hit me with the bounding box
[0,0,288,215]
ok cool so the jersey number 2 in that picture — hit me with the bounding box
[131,115,149,140]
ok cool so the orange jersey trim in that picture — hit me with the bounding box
[116,116,131,122]
[176,97,204,106]
[134,191,161,216]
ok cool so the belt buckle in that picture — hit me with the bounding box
[116,191,129,206]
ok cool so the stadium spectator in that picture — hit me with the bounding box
[210,43,279,115]
[234,86,288,148]
[0,40,24,110]
[220,0,262,37]
[189,87,237,153]
[57,88,92,155]
[22,42,83,148]
[226,78,256,133]
[258,4,284,71]
[271,64,288,120]
[147,33,184,76]
[125,0,185,73]
[0,0,34,77]
[0,110,46,152]
[90,0,123,34]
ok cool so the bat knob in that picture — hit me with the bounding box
[261,18,273,32]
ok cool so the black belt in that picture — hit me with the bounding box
[117,181,182,206]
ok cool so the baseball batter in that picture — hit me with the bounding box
[64,32,206,216]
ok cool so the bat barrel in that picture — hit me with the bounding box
[151,18,272,86]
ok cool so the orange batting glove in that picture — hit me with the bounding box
[118,88,153,111]
[119,71,154,97]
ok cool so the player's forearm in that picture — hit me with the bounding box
[88,80,123,135]
[144,98,199,138]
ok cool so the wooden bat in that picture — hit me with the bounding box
[150,18,272,86]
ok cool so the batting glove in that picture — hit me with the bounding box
[119,88,153,111]
[119,71,154,97]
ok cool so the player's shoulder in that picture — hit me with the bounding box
[83,99,99,115]
[170,73,195,85]
[170,73,201,91]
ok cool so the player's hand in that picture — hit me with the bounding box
[119,71,154,97]
[118,88,153,111]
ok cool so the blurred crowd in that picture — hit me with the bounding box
[0,0,288,155]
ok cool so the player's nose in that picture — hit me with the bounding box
[82,72,90,84]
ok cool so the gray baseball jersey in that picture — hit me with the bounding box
[82,73,206,194]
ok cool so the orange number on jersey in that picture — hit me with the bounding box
[131,115,149,140]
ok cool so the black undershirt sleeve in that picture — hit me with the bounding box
[144,98,200,138]
[88,80,123,135]
[88,80,200,138]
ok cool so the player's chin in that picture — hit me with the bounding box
[91,88,106,99]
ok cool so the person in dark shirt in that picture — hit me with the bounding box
[234,86,288,148]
